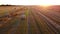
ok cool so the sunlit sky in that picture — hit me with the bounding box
[0,0,60,5]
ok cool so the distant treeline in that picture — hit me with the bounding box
[0,4,15,6]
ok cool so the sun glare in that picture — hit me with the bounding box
[40,4,51,7]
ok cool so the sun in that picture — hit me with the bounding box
[40,4,51,6]
[39,4,52,8]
